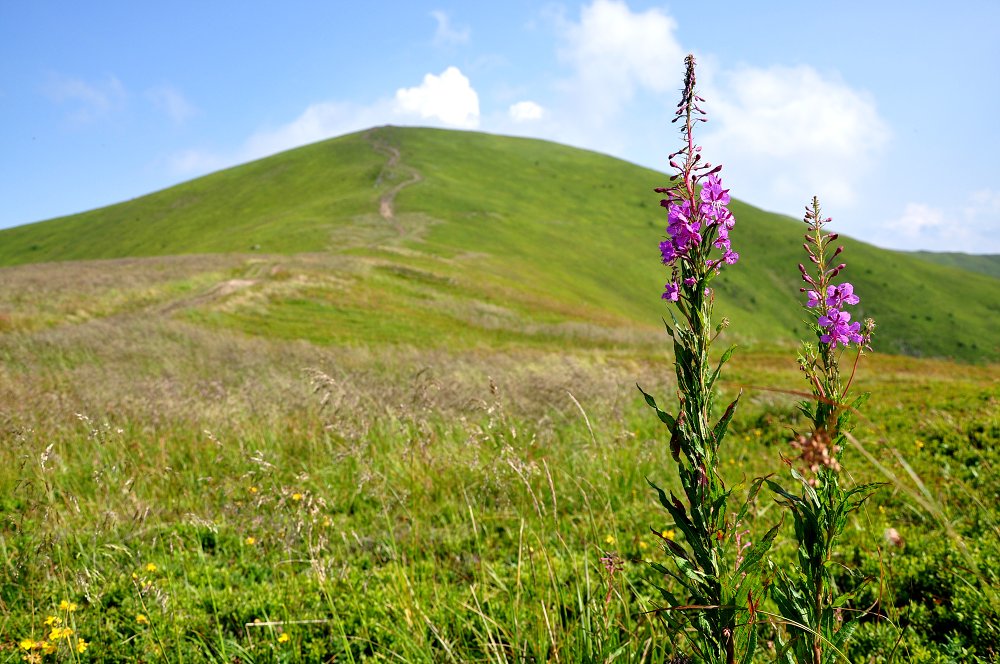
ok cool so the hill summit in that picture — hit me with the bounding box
[0,126,996,361]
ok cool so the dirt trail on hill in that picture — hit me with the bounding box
[365,128,423,228]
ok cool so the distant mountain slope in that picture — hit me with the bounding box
[0,126,996,361]
[909,251,1000,279]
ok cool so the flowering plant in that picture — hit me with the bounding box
[766,198,880,664]
[640,54,777,664]
[639,53,885,663]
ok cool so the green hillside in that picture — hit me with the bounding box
[909,251,1000,279]
[1,126,997,361]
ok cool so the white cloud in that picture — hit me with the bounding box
[890,203,947,235]
[170,99,392,174]
[393,66,479,129]
[431,10,470,46]
[508,100,544,122]
[701,65,890,213]
[245,99,406,160]
[43,74,126,122]
[170,67,480,176]
[147,85,197,123]
[486,0,685,160]
[882,191,1000,252]
[556,0,684,123]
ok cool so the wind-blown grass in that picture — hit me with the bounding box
[1,266,997,660]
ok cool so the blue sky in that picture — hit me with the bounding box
[2,1,998,253]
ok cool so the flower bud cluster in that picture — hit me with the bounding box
[655,55,738,302]
[799,199,872,349]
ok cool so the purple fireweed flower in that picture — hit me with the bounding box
[817,309,863,348]
[699,174,731,221]
[654,55,737,292]
[806,290,821,308]
[667,202,702,252]
[684,277,697,287]
[826,282,860,308]
[713,228,731,251]
[660,240,677,265]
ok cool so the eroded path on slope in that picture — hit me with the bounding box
[365,127,424,229]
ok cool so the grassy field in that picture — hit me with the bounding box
[0,251,997,662]
[1,127,998,661]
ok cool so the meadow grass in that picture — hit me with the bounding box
[1,260,997,661]
[0,125,998,660]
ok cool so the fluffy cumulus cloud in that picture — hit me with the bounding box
[171,67,480,175]
[394,66,480,129]
[556,0,683,122]
[700,65,890,213]
[882,190,1000,252]
[508,101,544,122]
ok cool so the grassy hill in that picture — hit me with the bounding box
[1,126,997,361]
[909,251,1000,279]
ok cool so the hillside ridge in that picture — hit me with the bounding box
[0,126,996,362]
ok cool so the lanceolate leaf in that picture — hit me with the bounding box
[736,521,781,576]
[707,344,738,392]
[712,391,742,444]
[637,384,677,433]
[740,628,758,664]
[735,476,770,524]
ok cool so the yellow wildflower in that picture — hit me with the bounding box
[18,638,35,651]
[41,640,57,654]
[291,492,303,502]
[248,486,258,494]
[604,534,615,545]
[662,529,676,541]
[76,638,89,653]
[43,615,61,626]
[245,536,257,545]
[131,572,139,580]
[278,633,290,643]
[638,541,648,550]
[915,439,925,449]
[59,599,78,612]
[52,626,75,640]
[136,614,150,625]
[145,562,157,573]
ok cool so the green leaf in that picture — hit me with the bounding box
[637,384,677,434]
[766,479,803,506]
[668,410,685,461]
[712,391,742,444]
[829,616,860,652]
[789,466,820,505]
[735,476,770,524]
[736,521,781,576]
[774,633,796,664]
[707,344,738,392]
[739,626,758,664]
[848,392,871,412]
[663,536,693,563]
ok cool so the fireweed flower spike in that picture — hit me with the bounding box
[766,197,880,664]
[639,54,776,664]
